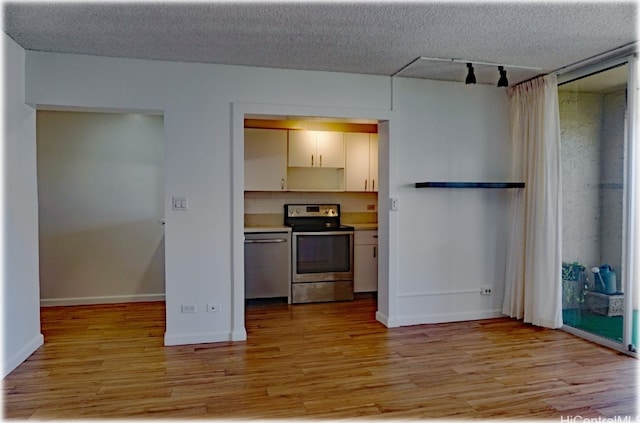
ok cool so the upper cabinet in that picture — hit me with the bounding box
[289,130,345,168]
[244,128,287,191]
[345,133,378,192]
[243,126,377,192]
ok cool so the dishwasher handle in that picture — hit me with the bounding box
[244,238,288,244]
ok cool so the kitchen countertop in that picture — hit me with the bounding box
[347,223,378,231]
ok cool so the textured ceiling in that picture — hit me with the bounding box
[3,1,638,86]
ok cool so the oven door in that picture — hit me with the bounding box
[291,231,354,283]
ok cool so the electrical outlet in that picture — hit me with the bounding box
[207,304,221,313]
[480,287,493,295]
[181,304,196,313]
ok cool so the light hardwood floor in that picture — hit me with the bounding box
[3,299,638,419]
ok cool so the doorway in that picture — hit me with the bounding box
[231,103,392,341]
[36,110,166,308]
[559,60,638,353]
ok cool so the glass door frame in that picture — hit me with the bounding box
[558,53,638,357]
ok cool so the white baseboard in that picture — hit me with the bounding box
[2,333,44,378]
[164,330,238,346]
[40,293,165,307]
[231,329,247,341]
[394,309,504,327]
[375,310,393,327]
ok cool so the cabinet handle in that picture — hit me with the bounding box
[311,155,314,166]
[281,178,285,190]
[373,246,377,258]
[320,155,323,167]
[372,179,375,191]
[365,179,368,191]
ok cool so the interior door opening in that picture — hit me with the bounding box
[36,110,166,332]
[241,113,382,332]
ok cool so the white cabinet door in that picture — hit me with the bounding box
[354,230,378,293]
[369,134,378,192]
[315,131,345,168]
[244,128,287,191]
[289,130,344,168]
[345,133,378,192]
[345,132,370,191]
[288,130,318,167]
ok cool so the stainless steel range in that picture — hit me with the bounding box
[284,204,354,304]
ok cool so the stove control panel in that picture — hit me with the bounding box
[285,204,340,218]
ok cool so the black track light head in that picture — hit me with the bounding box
[465,63,476,85]
[497,66,509,87]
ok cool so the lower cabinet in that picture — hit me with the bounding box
[354,230,378,293]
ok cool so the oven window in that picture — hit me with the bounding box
[296,234,351,274]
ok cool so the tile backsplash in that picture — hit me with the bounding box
[244,191,378,225]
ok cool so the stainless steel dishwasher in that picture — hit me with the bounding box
[244,231,291,303]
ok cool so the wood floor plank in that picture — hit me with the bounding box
[2,299,637,419]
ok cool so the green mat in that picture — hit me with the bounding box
[563,309,638,347]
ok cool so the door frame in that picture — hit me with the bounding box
[230,102,393,340]
[558,54,638,356]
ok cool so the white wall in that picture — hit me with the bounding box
[17,49,511,353]
[2,33,44,377]
[387,78,511,326]
[36,111,165,306]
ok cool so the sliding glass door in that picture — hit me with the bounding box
[559,58,637,353]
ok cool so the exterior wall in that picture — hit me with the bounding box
[600,90,626,290]
[559,89,626,291]
[559,91,603,272]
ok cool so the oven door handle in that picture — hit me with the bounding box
[293,231,354,236]
[244,238,288,244]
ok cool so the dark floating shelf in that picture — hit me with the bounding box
[415,182,525,189]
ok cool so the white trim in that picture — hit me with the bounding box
[163,330,237,346]
[556,42,637,82]
[398,289,482,297]
[557,55,630,86]
[393,310,503,327]
[623,54,637,351]
[2,333,44,378]
[375,310,392,327]
[231,330,247,341]
[40,294,165,307]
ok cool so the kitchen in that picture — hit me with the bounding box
[243,117,379,306]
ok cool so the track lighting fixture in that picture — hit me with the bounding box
[392,57,540,86]
[465,63,476,84]
[497,66,509,87]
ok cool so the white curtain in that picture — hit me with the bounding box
[502,74,563,329]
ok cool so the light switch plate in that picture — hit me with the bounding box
[172,196,188,211]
